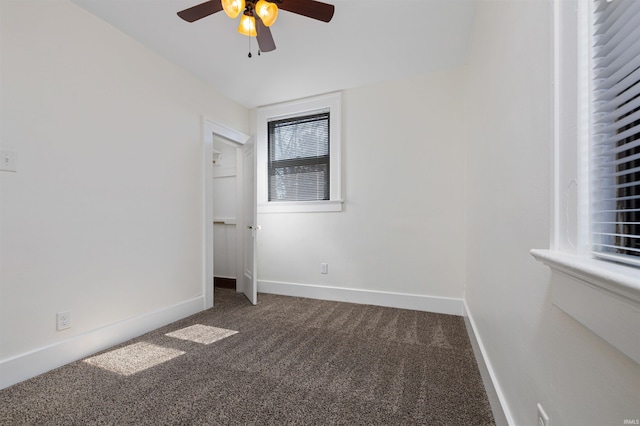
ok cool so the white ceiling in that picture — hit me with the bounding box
[72,0,477,108]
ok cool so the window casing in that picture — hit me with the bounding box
[531,0,639,365]
[256,93,342,213]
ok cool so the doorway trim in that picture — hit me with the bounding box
[203,117,250,309]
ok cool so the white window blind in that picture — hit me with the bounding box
[591,0,640,267]
[267,112,330,202]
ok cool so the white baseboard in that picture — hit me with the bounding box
[0,296,204,390]
[258,280,464,316]
[463,301,514,426]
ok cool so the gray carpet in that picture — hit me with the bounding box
[0,289,495,425]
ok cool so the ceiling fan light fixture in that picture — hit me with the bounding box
[238,13,257,37]
[178,0,336,55]
[255,0,278,27]
[221,0,245,19]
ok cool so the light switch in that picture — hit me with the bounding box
[0,148,17,172]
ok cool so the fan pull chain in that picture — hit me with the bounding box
[247,37,261,58]
[255,12,260,56]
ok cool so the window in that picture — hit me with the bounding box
[268,112,330,202]
[257,93,342,213]
[590,0,640,268]
[531,0,640,365]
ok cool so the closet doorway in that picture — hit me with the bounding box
[203,118,256,308]
[212,134,241,292]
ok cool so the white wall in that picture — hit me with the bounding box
[465,1,640,425]
[0,0,248,385]
[257,69,466,310]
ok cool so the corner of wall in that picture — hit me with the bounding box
[463,301,513,426]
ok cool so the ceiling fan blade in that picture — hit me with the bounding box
[177,0,223,23]
[255,17,276,52]
[279,0,335,23]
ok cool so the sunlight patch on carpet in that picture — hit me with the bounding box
[165,324,238,345]
[83,342,185,376]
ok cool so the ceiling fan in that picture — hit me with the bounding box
[177,0,335,55]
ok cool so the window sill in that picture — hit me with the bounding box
[258,200,343,214]
[531,249,640,364]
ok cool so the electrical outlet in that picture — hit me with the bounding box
[537,403,550,426]
[320,263,328,274]
[56,311,71,331]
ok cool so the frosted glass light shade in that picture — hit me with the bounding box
[238,14,257,37]
[222,0,245,19]
[255,0,278,27]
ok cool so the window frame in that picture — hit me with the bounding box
[267,112,331,203]
[256,92,343,213]
[531,0,640,364]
